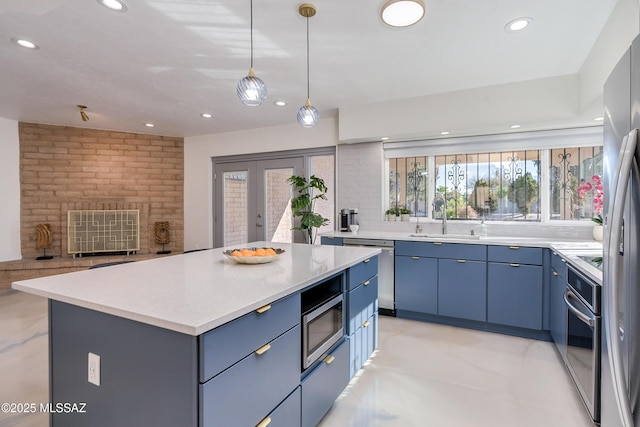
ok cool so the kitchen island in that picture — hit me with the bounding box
[12,242,380,427]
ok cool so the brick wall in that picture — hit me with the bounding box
[18,122,184,261]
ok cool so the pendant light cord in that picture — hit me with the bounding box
[306,14,310,100]
[250,0,254,69]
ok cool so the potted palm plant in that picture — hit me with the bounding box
[287,175,329,244]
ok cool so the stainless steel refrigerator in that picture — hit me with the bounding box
[602,34,640,427]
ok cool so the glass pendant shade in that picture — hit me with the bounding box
[237,68,267,106]
[297,99,319,128]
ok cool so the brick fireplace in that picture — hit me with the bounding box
[0,123,185,290]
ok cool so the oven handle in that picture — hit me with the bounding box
[564,290,595,328]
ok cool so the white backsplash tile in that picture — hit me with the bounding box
[337,141,595,241]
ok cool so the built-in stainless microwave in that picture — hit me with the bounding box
[302,292,344,369]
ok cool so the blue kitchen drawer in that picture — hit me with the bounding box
[256,387,301,427]
[199,293,300,382]
[551,251,568,277]
[320,236,343,246]
[349,311,378,379]
[301,339,350,427]
[200,325,300,427]
[347,256,378,290]
[347,276,378,335]
[487,245,543,265]
[395,241,486,261]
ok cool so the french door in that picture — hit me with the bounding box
[213,158,304,248]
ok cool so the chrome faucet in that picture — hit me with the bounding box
[432,196,447,235]
[415,214,423,234]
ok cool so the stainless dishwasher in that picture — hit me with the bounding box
[343,238,395,316]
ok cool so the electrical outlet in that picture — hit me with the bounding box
[88,352,100,386]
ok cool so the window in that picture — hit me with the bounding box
[388,157,429,217]
[549,146,603,220]
[384,128,602,222]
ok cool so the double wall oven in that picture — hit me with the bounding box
[564,263,601,423]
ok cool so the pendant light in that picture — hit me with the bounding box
[237,0,267,106]
[297,3,318,128]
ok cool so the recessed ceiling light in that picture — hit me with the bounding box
[98,0,128,12]
[505,17,533,33]
[274,101,287,107]
[144,123,155,128]
[201,113,213,118]
[594,117,604,121]
[381,0,425,28]
[510,124,521,129]
[11,38,39,49]
[440,131,450,135]
[381,137,390,141]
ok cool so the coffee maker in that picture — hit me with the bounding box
[339,208,358,231]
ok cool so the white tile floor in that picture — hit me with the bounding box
[0,289,594,427]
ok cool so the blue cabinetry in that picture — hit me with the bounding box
[347,257,379,378]
[439,259,487,322]
[487,263,543,329]
[487,246,543,330]
[200,325,301,427]
[549,251,568,359]
[395,240,550,340]
[301,340,350,427]
[395,255,438,315]
[396,241,487,322]
[320,236,343,246]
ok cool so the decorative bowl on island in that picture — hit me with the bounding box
[222,247,285,264]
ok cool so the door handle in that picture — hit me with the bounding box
[256,222,263,227]
[563,290,595,327]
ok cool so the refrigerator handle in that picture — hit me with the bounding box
[605,128,638,427]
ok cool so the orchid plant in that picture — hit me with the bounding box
[577,174,603,224]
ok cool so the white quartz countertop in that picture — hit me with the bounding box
[322,230,603,249]
[12,242,381,336]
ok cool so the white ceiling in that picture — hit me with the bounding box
[0,0,619,138]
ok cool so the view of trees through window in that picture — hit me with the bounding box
[550,146,603,220]
[388,145,602,222]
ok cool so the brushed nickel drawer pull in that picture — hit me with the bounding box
[457,259,466,263]
[509,246,520,250]
[553,271,559,276]
[362,320,370,327]
[255,304,271,314]
[433,242,442,245]
[363,258,370,263]
[256,417,272,427]
[324,355,335,365]
[255,343,271,355]
[363,280,370,286]
[510,263,520,267]
[411,256,420,260]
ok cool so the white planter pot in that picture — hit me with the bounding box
[401,214,410,222]
[593,224,603,241]
[387,215,397,222]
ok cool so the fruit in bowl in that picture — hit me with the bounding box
[222,247,285,264]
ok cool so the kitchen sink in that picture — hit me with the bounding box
[408,233,480,240]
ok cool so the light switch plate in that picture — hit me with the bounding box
[88,352,100,386]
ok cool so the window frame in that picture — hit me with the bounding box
[383,127,603,223]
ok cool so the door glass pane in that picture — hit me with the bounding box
[264,168,294,243]
[309,155,335,239]
[223,171,248,246]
